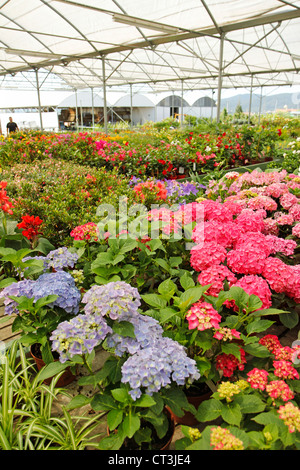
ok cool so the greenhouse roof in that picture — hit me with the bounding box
[0,0,299,94]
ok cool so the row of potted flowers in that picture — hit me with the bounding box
[0,121,291,179]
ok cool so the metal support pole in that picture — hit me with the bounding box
[211,89,214,122]
[248,75,253,124]
[130,84,133,128]
[80,100,83,128]
[35,69,43,131]
[216,33,224,123]
[102,56,108,134]
[91,87,95,129]
[181,80,184,127]
[258,86,263,125]
[75,89,79,131]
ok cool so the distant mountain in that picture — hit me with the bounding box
[220,92,300,114]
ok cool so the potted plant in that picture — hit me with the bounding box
[0,340,106,450]
[175,331,300,450]
[48,280,201,449]
[141,275,289,425]
[0,269,81,385]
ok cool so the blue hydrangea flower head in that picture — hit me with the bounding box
[32,271,81,313]
[46,247,79,271]
[121,336,200,400]
[106,312,163,356]
[50,313,112,363]
[0,271,81,316]
[82,281,141,320]
[0,279,35,315]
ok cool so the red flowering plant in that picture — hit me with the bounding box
[132,179,168,206]
[0,181,15,235]
[17,214,43,248]
[177,331,300,450]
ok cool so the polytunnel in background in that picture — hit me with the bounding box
[0,0,299,127]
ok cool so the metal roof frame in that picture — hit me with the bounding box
[0,0,299,129]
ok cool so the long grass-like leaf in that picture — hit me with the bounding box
[0,425,12,450]
[62,407,78,449]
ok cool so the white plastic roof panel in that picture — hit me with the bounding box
[0,0,299,92]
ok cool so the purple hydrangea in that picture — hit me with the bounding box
[32,272,81,313]
[0,279,35,315]
[121,336,200,400]
[106,312,163,356]
[46,247,79,270]
[50,313,112,363]
[22,247,78,273]
[0,271,81,315]
[82,281,141,320]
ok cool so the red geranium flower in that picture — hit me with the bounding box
[17,214,43,240]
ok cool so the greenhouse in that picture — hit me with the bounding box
[0,0,300,453]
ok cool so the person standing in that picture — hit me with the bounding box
[6,116,19,135]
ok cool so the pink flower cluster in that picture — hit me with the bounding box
[247,368,269,390]
[244,334,300,405]
[210,426,244,450]
[186,301,221,331]
[216,348,246,377]
[247,368,295,403]
[190,183,300,307]
[197,264,237,297]
[70,222,99,241]
[278,402,300,433]
[266,381,295,403]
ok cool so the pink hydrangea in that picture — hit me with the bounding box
[70,222,99,241]
[226,246,268,275]
[247,195,277,212]
[262,218,279,236]
[234,231,272,255]
[190,242,227,272]
[265,235,297,256]
[186,301,222,331]
[280,192,298,210]
[223,197,248,216]
[278,402,300,433]
[247,368,269,390]
[234,208,265,233]
[273,346,295,361]
[193,220,238,248]
[285,265,300,303]
[266,380,294,402]
[274,212,294,226]
[233,275,272,310]
[262,257,293,294]
[292,223,300,237]
[213,327,241,341]
[273,360,299,380]
[289,203,300,222]
[259,334,281,353]
[265,182,289,198]
[197,265,237,297]
[199,199,233,223]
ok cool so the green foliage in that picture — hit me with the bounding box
[1,160,136,246]
[0,340,105,450]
